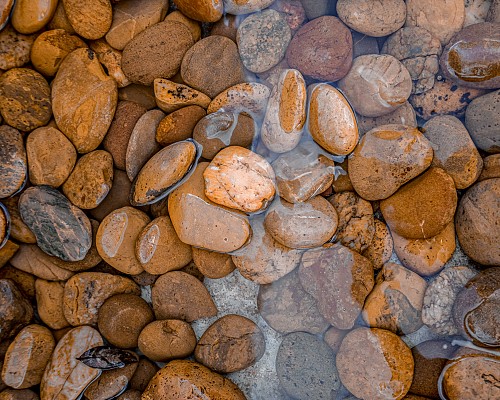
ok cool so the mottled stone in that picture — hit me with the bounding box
[0,26,35,70]
[0,126,26,199]
[0,280,33,341]
[62,0,112,40]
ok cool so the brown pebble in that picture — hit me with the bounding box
[62,0,112,40]
[0,26,35,71]
[2,197,35,244]
[207,82,270,117]
[173,0,223,23]
[154,78,211,113]
[156,106,206,146]
[361,219,393,270]
[0,126,27,199]
[165,10,201,42]
[90,170,132,221]
[35,280,69,330]
[129,359,159,392]
[479,154,500,181]
[119,84,157,110]
[89,39,130,88]
[323,326,348,354]
[465,89,500,153]
[192,247,235,279]
[357,101,417,136]
[0,280,33,341]
[0,266,35,301]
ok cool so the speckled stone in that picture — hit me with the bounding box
[0,126,26,199]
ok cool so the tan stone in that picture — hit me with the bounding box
[62,0,113,40]
[362,219,393,270]
[35,279,70,330]
[173,0,223,22]
[156,105,206,146]
[47,1,75,33]
[89,39,130,87]
[2,197,36,244]
[192,247,235,279]
[154,78,211,113]
[479,154,500,181]
[11,0,58,34]
[207,82,270,118]
[357,101,417,136]
[164,10,201,42]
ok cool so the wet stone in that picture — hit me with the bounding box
[156,105,206,147]
[0,279,33,341]
[0,126,26,199]
[19,186,92,262]
[357,101,417,136]
[0,0,15,30]
[361,219,393,270]
[154,79,211,114]
[11,0,58,34]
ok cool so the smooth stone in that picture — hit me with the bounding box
[0,68,52,131]
[168,162,251,253]
[154,79,211,113]
[52,48,118,154]
[26,127,77,188]
[90,170,132,221]
[47,0,75,33]
[19,186,92,262]
[156,105,206,146]
[362,262,427,334]
[172,0,223,22]
[357,101,417,136]
[224,0,275,15]
[62,0,112,40]
[192,248,235,279]
[381,167,458,239]
[257,270,330,334]
[465,89,500,153]
[0,26,35,70]
[0,240,19,269]
[11,0,58,34]
[0,266,35,302]
[323,326,349,354]
[63,272,140,326]
[105,0,169,50]
[0,280,33,341]
[361,219,393,270]
[0,0,15,30]
[464,0,492,26]
[2,197,35,244]
[207,82,270,118]
[0,126,26,199]
[392,222,456,277]
[299,244,374,330]
[119,84,157,110]
[151,271,217,322]
[35,280,69,330]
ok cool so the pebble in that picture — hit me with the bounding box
[405,0,465,45]
[122,21,194,86]
[337,0,406,37]
[210,13,241,42]
[0,266,35,301]
[328,191,375,253]
[286,16,352,82]
[338,54,413,117]
[105,0,169,50]
[52,48,118,154]
[382,26,442,94]
[154,78,211,113]
[61,0,112,40]
[2,197,35,244]
[231,216,302,284]
[308,83,359,156]
[141,360,246,400]
[323,326,348,354]
[168,162,251,253]
[193,112,255,159]
[453,268,500,346]
[299,244,374,330]
[479,154,500,181]
[257,270,330,334]
[103,101,147,171]
[135,216,192,275]
[117,390,142,400]
[19,186,92,262]
[195,314,265,373]
[192,248,235,279]
[164,11,201,42]
[0,0,14,30]
[357,101,417,136]
[362,262,427,334]
[151,271,217,322]
[336,327,414,400]
[455,178,500,265]
[464,0,492,26]
[421,265,477,335]
[361,219,394,270]
[300,0,333,19]
[380,167,458,239]
[138,320,196,362]
[181,35,245,98]
[156,105,206,146]
[276,332,340,400]
[0,126,27,199]
[119,84,157,110]
[392,222,456,277]
[11,0,58,34]
[465,89,500,153]
[489,0,500,21]
[237,9,291,73]
[0,388,39,400]
[131,140,197,206]
[35,280,69,330]
[1,324,55,389]
[0,241,19,269]
[26,127,77,188]
[0,68,52,132]
[270,0,307,32]
[40,326,103,400]
[129,359,158,392]
[224,0,275,15]
[440,22,500,89]
[96,206,150,275]
[0,26,35,70]
[89,39,130,88]
[47,0,75,33]
[90,171,132,220]
[0,279,33,341]
[173,0,223,22]
[98,294,154,349]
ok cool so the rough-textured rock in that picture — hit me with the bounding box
[0,126,26,199]
[361,220,393,270]
[35,280,69,330]
[164,10,201,42]
[479,154,500,181]
[89,39,130,88]
[0,26,35,70]
[0,280,33,341]
[62,0,112,40]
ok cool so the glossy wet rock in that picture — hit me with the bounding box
[465,89,500,153]
[195,314,265,373]
[453,268,500,347]
[299,244,374,330]
[381,167,458,239]
[207,82,270,117]
[156,105,206,146]
[35,280,69,330]
[362,262,427,334]
[361,219,393,270]
[1,324,55,389]
[40,326,103,400]
[138,320,196,362]
[231,217,302,284]
[257,271,329,334]
[96,206,150,275]
[62,0,112,40]
[152,271,217,322]
[154,79,211,114]
[122,21,194,86]
[348,124,433,201]
[11,0,57,34]
[224,0,275,15]
[276,332,340,400]
[0,26,35,71]
[169,162,251,252]
[422,266,477,335]
[337,327,414,400]
[440,22,500,89]
[286,16,352,81]
[0,279,33,341]
[264,196,338,249]
[0,68,51,132]
[455,178,500,265]
[52,48,118,154]
[261,69,306,153]
[19,186,92,262]
[0,126,26,199]
[142,360,245,400]
[119,84,156,110]
[338,54,412,118]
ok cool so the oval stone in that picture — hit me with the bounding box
[207,82,271,117]
[11,0,58,34]
[0,126,27,199]
[52,48,118,154]
[62,0,112,40]
[19,186,92,262]
[173,0,223,22]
